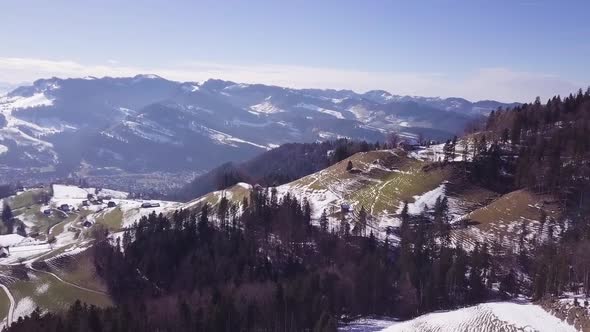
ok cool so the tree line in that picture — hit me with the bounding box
[463,89,590,301]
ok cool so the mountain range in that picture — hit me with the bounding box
[0,75,518,182]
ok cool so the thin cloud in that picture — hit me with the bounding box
[0,57,582,102]
[436,68,582,103]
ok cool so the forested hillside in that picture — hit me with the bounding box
[5,89,590,331]
[6,191,499,332]
[480,89,590,304]
[484,88,590,198]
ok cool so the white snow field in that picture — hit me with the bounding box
[341,302,577,332]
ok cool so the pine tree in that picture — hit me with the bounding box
[398,272,418,318]
[341,220,350,237]
[477,134,487,155]
[433,196,450,247]
[230,203,239,230]
[511,117,521,146]
[358,205,367,236]
[270,187,278,208]
[303,198,312,231]
[346,160,353,171]
[198,203,210,237]
[501,128,510,144]
[16,223,26,237]
[319,209,328,233]
[242,196,249,212]
[218,196,229,229]
[1,203,12,224]
[443,140,452,162]
[398,201,414,281]
[500,269,518,297]
[2,203,13,234]
[400,200,409,225]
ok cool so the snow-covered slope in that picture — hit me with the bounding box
[342,302,576,332]
[0,87,60,165]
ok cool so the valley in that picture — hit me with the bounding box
[0,76,516,190]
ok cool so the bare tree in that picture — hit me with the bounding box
[387,132,400,149]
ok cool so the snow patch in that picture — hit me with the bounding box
[0,234,26,247]
[13,297,36,321]
[249,101,284,114]
[236,182,253,190]
[196,125,270,150]
[296,103,344,119]
[97,188,128,199]
[355,302,576,332]
[122,119,177,144]
[6,93,53,109]
[397,183,446,215]
[35,283,49,295]
[348,105,373,122]
[52,185,94,200]
[382,302,576,332]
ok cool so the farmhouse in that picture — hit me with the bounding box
[397,139,420,151]
[341,203,351,213]
[141,202,161,208]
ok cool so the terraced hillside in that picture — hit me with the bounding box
[188,149,452,234]
[271,149,492,239]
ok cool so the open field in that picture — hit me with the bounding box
[451,189,563,251]
[7,268,111,318]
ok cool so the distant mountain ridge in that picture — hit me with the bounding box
[0,75,518,181]
[0,81,25,96]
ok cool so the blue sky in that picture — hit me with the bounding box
[0,0,588,102]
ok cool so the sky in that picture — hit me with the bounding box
[0,0,588,102]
